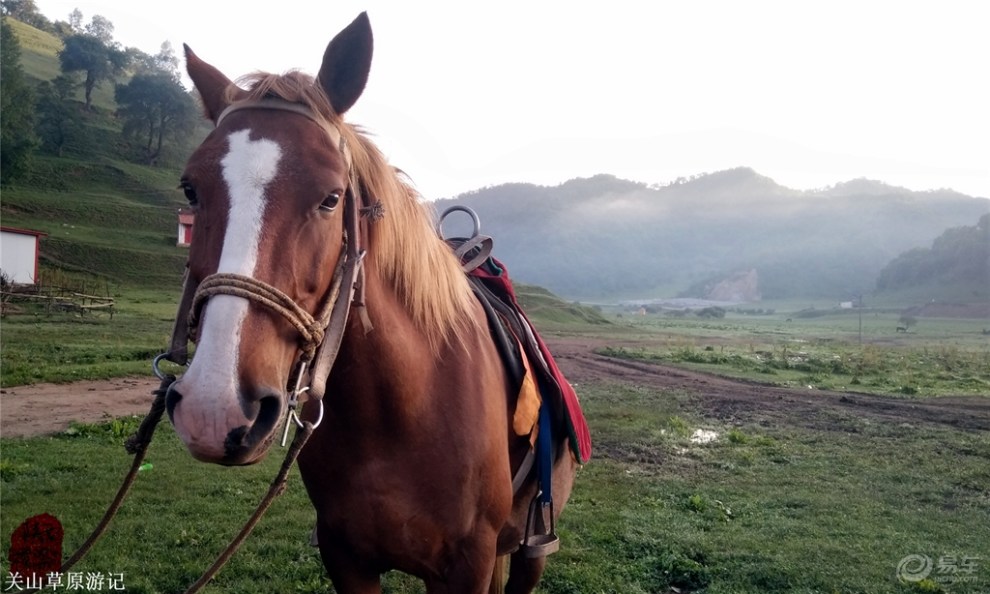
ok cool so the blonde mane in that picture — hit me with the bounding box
[235,72,479,351]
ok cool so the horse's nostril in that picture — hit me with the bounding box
[257,395,282,430]
[222,393,284,464]
[165,384,183,422]
[241,392,282,426]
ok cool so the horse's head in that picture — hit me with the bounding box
[165,13,373,465]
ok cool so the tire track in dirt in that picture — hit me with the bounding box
[546,336,990,433]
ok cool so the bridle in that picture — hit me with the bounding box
[49,100,544,594]
[45,101,385,594]
[154,98,381,442]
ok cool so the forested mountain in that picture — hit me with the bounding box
[436,169,989,301]
[876,214,989,298]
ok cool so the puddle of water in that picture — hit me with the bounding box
[690,429,719,444]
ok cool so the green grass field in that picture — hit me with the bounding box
[3,20,987,591]
[601,310,990,398]
[2,307,988,593]
[0,288,178,387]
[1,365,987,593]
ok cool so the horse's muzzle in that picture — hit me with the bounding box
[165,382,284,466]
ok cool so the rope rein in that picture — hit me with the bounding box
[181,420,316,594]
[189,247,347,363]
[34,99,379,593]
[23,375,318,594]
[21,377,171,594]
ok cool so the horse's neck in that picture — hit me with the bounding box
[329,271,438,408]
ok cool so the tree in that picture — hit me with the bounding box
[67,8,82,31]
[49,18,72,39]
[152,41,179,77]
[127,41,179,78]
[0,0,49,30]
[115,72,198,165]
[876,214,990,294]
[695,306,726,319]
[1,17,38,184]
[35,75,81,156]
[58,33,127,109]
[83,14,113,45]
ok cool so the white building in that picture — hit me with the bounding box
[1,226,47,284]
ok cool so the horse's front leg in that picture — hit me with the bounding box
[317,527,382,594]
[423,534,499,594]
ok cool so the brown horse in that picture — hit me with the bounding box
[166,13,579,594]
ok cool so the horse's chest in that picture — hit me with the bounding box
[310,469,472,571]
[303,449,482,544]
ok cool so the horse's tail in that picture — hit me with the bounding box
[489,554,507,594]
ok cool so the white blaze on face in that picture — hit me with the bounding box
[181,130,283,412]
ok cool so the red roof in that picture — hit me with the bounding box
[178,213,195,226]
[1,226,48,238]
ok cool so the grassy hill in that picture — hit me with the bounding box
[5,17,118,109]
[2,157,187,286]
[3,19,190,289]
[514,283,610,326]
[2,151,189,288]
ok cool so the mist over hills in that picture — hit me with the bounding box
[435,168,989,301]
[3,16,985,305]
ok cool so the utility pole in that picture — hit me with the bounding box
[858,294,863,345]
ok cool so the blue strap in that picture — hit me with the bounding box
[537,403,553,504]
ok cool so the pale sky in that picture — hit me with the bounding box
[32,0,990,200]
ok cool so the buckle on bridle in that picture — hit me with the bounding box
[281,361,325,447]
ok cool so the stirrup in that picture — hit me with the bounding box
[519,492,560,558]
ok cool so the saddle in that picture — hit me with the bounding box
[314,207,592,553]
[441,215,591,463]
[441,207,592,557]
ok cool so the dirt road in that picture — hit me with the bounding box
[1,376,162,438]
[547,336,990,433]
[2,337,987,438]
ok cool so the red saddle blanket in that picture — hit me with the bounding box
[468,258,592,464]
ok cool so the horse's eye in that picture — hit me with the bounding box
[319,192,341,212]
[179,181,198,206]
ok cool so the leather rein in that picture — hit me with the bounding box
[36,103,545,594]
[30,100,381,594]
[148,99,380,592]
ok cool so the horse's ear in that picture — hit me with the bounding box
[184,44,242,124]
[317,12,373,116]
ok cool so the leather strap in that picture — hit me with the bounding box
[160,99,377,404]
[216,99,351,170]
[453,235,494,273]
